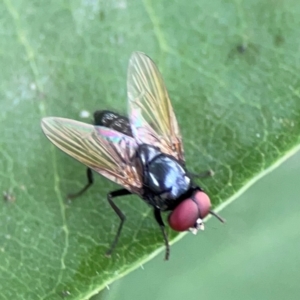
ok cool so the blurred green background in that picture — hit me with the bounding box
[98,149,300,300]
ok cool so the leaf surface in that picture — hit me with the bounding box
[0,0,300,299]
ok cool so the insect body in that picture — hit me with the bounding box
[41,52,223,260]
[94,110,132,136]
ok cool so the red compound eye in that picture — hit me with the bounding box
[168,191,211,232]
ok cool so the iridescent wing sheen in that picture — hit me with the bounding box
[127,52,184,163]
[41,117,143,194]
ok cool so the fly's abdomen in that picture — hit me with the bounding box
[93,110,133,137]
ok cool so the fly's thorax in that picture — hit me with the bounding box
[137,144,191,201]
[137,144,161,165]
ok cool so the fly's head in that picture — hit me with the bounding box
[168,190,212,233]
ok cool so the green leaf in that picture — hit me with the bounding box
[0,0,299,299]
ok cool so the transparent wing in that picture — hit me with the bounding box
[41,117,143,194]
[127,52,184,163]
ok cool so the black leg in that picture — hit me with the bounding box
[106,189,132,257]
[68,168,94,199]
[154,208,170,260]
[188,169,214,179]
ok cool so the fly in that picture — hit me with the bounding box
[41,52,224,260]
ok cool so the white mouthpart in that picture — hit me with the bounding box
[189,218,205,234]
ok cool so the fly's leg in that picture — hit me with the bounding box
[68,168,94,199]
[188,169,214,179]
[154,208,170,261]
[106,189,132,257]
